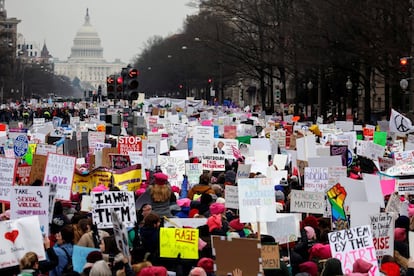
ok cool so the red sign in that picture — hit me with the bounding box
[118,136,142,155]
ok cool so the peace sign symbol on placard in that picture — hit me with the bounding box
[394,114,410,132]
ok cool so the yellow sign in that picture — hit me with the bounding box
[160,228,199,259]
[72,165,142,193]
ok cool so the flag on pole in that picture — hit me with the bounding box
[389,109,414,135]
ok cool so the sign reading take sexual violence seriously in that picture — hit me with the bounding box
[43,153,76,201]
[328,225,379,276]
[10,186,49,235]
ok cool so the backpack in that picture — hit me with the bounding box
[61,247,74,273]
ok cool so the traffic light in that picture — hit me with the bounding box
[116,75,123,99]
[125,68,139,101]
[400,57,409,76]
[106,75,115,99]
[208,78,212,84]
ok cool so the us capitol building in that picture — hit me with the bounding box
[54,9,126,92]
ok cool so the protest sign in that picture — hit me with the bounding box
[159,227,199,259]
[369,213,395,258]
[91,191,136,229]
[350,202,380,228]
[0,157,17,202]
[10,186,49,235]
[185,163,203,186]
[113,164,142,192]
[163,218,207,229]
[261,243,280,269]
[236,164,251,183]
[0,216,45,269]
[35,143,57,156]
[111,211,130,258]
[212,236,261,276]
[158,155,186,187]
[72,245,99,273]
[304,167,329,192]
[328,225,379,275]
[201,154,225,171]
[238,178,276,223]
[397,178,414,194]
[224,185,239,209]
[290,190,325,214]
[13,134,28,157]
[110,154,131,170]
[192,126,214,156]
[265,213,301,244]
[88,131,105,153]
[385,193,401,214]
[118,136,142,155]
[15,164,31,185]
[328,166,347,187]
[330,145,349,167]
[43,153,76,200]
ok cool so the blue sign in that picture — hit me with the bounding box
[14,135,29,157]
[347,149,354,167]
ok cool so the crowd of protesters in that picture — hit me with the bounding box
[1,154,414,276]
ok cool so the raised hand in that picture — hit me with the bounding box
[327,183,347,221]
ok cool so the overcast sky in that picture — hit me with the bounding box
[5,0,198,64]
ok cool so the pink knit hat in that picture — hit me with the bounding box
[209,203,225,215]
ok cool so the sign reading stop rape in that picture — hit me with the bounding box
[328,225,379,275]
[118,136,142,155]
[369,213,394,258]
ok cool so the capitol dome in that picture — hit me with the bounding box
[68,8,104,63]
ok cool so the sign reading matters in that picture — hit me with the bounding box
[290,189,325,214]
[91,191,136,229]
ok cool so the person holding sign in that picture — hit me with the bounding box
[49,225,74,276]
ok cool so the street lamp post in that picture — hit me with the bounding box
[346,76,353,120]
[306,81,313,119]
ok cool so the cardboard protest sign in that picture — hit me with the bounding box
[238,178,277,223]
[385,193,401,214]
[304,167,329,192]
[328,225,379,275]
[159,227,199,259]
[261,243,280,269]
[290,190,325,214]
[0,157,17,202]
[0,216,46,269]
[10,186,49,235]
[91,191,136,229]
[224,185,239,209]
[43,153,76,200]
[212,236,261,276]
[369,213,395,258]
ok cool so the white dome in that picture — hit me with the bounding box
[69,9,104,62]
